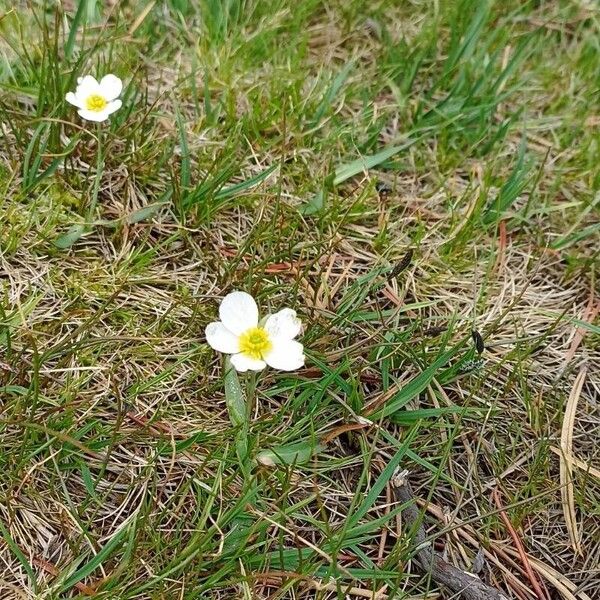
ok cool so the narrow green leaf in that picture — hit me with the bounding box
[203,67,214,123]
[390,406,484,424]
[80,462,101,502]
[126,202,168,224]
[22,126,78,193]
[223,357,246,427]
[183,163,276,212]
[482,137,531,224]
[235,430,249,474]
[332,140,412,186]
[551,222,600,250]
[214,163,277,200]
[301,137,418,214]
[175,104,191,190]
[537,312,600,335]
[54,224,87,249]
[173,431,210,453]
[0,520,37,591]
[256,439,325,467]
[300,170,335,216]
[22,123,46,189]
[300,190,324,216]
[371,341,465,419]
[29,144,77,189]
[346,424,420,527]
[64,0,89,59]
[310,60,355,127]
[59,524,130,591]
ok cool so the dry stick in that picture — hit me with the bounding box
[391,470,509,600]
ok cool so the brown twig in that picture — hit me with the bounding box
[391,470,509,600]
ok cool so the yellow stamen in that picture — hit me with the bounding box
[85,94,108,112]
[238,327,272,360]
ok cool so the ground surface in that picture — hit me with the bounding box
[0,1,599,599]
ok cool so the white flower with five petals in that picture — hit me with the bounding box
[65,74,123,122]
[205,291,305,372]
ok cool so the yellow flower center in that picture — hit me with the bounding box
[85,94,108,112]
[238,327,272,360]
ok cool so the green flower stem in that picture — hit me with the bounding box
[85,124,105,226]
[247,371,257,420]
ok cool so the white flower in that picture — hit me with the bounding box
[206,291,305,373]
[65,74,123,122]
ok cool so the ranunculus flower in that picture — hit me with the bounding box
[66,74,123,122]
[206,291,305,372]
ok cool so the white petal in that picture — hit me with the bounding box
[77,108,111,122]
[264,339,304,371]
[205,322,239,354]
[264,308,301,340]
[65,91,82,108]
[105,99,122,115]
[75,75,100,97]
[99,74,123,101]
[230,353,266,372]
[219,292,258,336]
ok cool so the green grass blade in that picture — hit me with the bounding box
[64,0,89,59]
[482,136,531,224]
[0,520,37,592]
[301,136,420,214]
[310,59,355,128]
[551,222,600,250]
[371,341,465,419]
[389,406,485,424]
[214,163,277,200]
[346,424,420,528]
[59,524,130,591]
[332,139,414,186]
[256,438,325,466]
[175,103,191,190]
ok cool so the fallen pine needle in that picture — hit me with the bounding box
[492,488,549,600]
[550,446,600,480]
[560,368,586,555]
[501,547,594,600]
